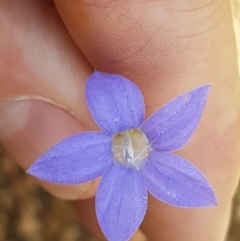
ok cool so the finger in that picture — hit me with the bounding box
[53,0,240,240]
[0,0,98,200]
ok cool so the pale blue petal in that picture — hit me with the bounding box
[141,151,217,207]
[141,85,211,152]
[27,132,113,184]
[96,162,147,241]
[86,71,145,134]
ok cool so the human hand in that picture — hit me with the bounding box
[0,1,239,241]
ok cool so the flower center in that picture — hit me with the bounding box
[112,129,150,169]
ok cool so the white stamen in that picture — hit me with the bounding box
[112,129,150,169]
[122,131,135,163]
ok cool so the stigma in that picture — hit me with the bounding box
[112,129,150,169]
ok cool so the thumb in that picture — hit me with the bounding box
[0,0,96,200]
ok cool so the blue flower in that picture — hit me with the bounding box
[27,71,217,241]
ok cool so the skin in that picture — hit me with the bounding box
[0,0,239,240]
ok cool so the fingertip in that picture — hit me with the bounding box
[0,99,96,200]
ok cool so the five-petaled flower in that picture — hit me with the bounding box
[27,71,217,241]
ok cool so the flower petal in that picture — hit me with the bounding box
[27,132,113,184]
[96,162,147,241]
[141,85,211,152]
[141,151,217,207]
[86,71,145,134]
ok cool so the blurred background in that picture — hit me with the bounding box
[0,1,240,241]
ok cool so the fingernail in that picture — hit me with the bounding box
[0,99,94,200]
